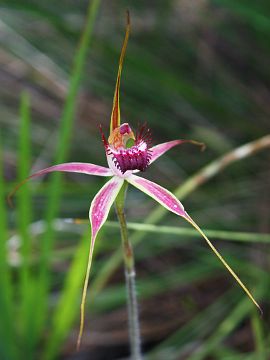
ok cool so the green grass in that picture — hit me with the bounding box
[1,1,101,359]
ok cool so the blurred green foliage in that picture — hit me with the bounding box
[0,0,270,359]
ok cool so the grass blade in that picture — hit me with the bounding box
[43,230,91,360]
[30,0,101,352]
[17,92,36,357]
[252,311,266,360]
[0,136,16,359]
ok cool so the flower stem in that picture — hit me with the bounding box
[115,181,143,360]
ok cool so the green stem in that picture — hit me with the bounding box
[115,181,143,360]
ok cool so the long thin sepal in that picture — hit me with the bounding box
[77,176,124,350]
[127,174,262,315]
[184,214,263,315]
[110,11,130,133]
[126,174,187,217]
[8,162,113,207]
[149,139,205,166]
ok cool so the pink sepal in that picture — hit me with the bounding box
[149,140,188,165]
[149,139,205,166]
[28,162,113,178]
[8,162,113,206]
[126,174,187,218]
[90,176,124,239]
[77,176,124,350]
[86,176,124,305]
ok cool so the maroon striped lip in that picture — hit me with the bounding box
[107,140,152,174]
[102,123,152,174]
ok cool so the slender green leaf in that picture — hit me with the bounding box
[43,229,91,360]
[17,92,35,357]
[252,311,266,360]
[0,136,16,359]
[33,0,101,343]
[105,221,270,243]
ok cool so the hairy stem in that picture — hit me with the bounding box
[115,181,142,360]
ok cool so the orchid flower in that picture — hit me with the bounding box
[11,12,261,351]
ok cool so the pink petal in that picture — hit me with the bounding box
[126,174,187,217]
[78,176,124,348]
[28,162,113,178]
[90,176,124,238]
[126,174,262,315]
[149,140,205,165]
[8,162,113,205]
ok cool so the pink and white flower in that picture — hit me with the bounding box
[11,12,261,349]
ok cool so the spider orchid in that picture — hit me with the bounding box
[10,12,261,351]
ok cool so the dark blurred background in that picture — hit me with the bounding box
[1,0,270,359]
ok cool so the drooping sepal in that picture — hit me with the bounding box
[126,174,186,217]
[77,176,124,349]
[127,174,262,315]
